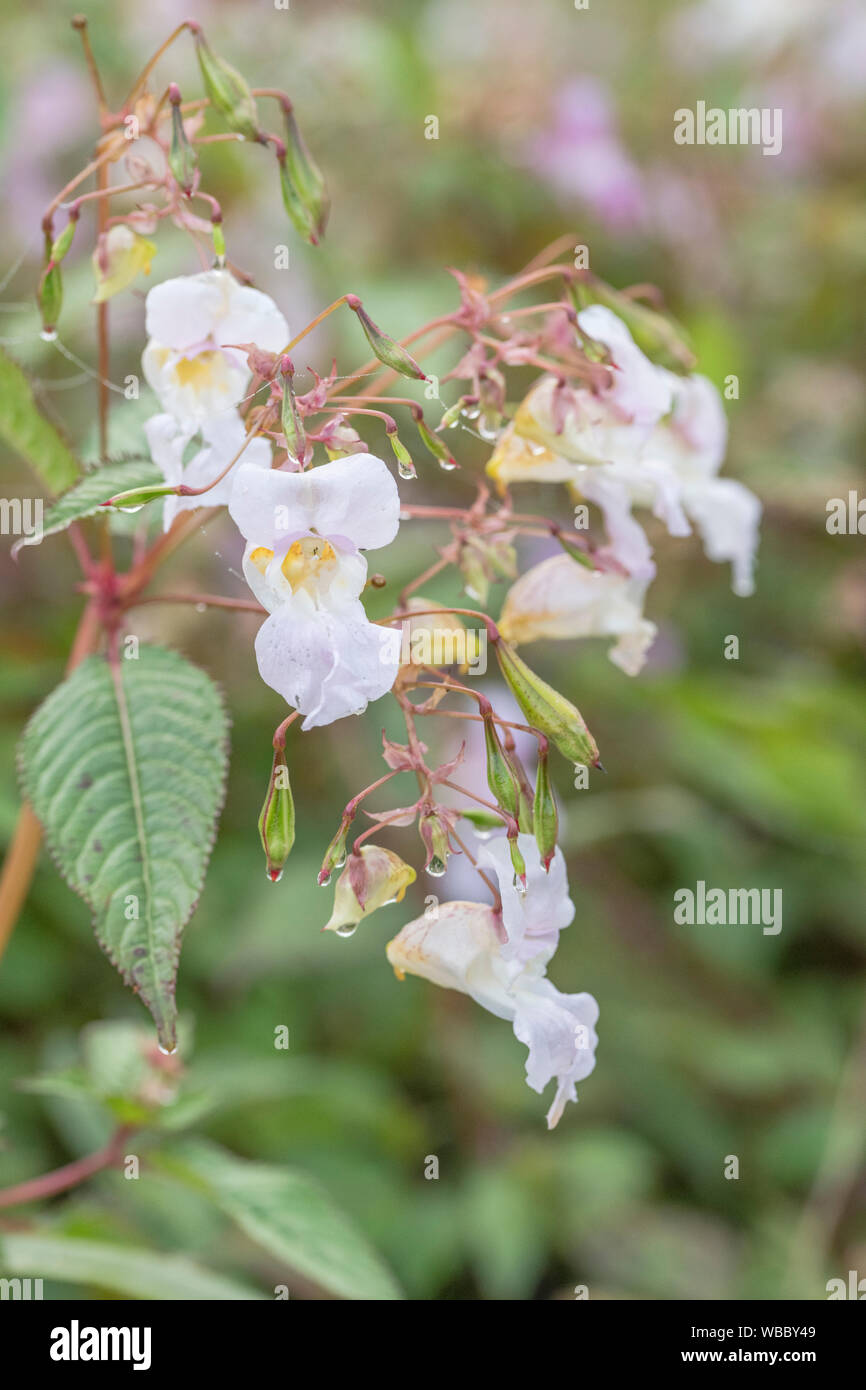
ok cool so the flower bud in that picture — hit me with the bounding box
[193,28,261,141]
[495,637,601,768]
[92,225,156,304]
[37,227,62,335]
[281,104,329,241]
[168,85,198,195]
[258,748,296,881]
[346,296,426,381]
[318,817,349,885]
[324,845,416,936]
[50,213,79,264]
[387,427,416,479]
[532,745,558,872]
[279,357,306,465]
[100,482,179,511]
[414,413,458,469]
[552,527,594,571]
[277,151,321,245]
[508,826,527,890]
[419,808,454,876]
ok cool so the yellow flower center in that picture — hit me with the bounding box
[172,350,226,390]
[250,537,339,595]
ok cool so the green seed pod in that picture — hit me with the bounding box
[168,86,198,195]
[100,483,180,511]
[258,748,296,882]
[495,637,601,768]
[277,153,320,245]
[194,30,261,141]
[532,746,558,871]
[484,714,520,818]
[282,105,328,241]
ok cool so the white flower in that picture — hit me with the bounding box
[386,900,598,1129]
[499,553,657,675]
[228,453,402,729]
[145,411,272,532]
[477,833,575,964]
[142,269,288,428]
[486,307,761,595]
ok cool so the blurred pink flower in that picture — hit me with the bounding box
[529,77,647,232]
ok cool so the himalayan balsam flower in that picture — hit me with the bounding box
[499,553,657,676]
[487,304,761,595]
[387,896,598,1130]
[228,453,402,728]
[142,268,288,428]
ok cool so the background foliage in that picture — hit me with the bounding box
[0,0,864,1299]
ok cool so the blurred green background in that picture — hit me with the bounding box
[1,0,865,1299]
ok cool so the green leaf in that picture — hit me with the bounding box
[161,1140,402,1300]
[0,1232,264,1300]
[12,456,162,555]
[19,646,229,1050]
[0,347,79,494]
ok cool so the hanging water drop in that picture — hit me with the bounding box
[116,503,145,514]
[195,602,207,614]
[438,457,458,472]
[426,856,447,877]
[318,870,332,886]
[40,328,58,342]
[158,1043,177,1056]
[397,460,416,480]
[335,922,357,938]
[267,867,283,883]
[512,873,528,896]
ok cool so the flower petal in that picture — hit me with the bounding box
[229,453,400,551]
[253,594,400,728]
[681,476,762,596]
[478,834,574,964]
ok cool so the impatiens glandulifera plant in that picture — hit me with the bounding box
[0,17,762,1273]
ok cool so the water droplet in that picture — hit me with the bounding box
[195,602,207,613]
[116,503,145,514]
[478,420,499,442]
[267,867,283,883]
[461,405,480,421]
[397,460,416,480]
[528,442,546,457]
[334,851,347,869]
[158,1043,177,1056]
[335,922,357,938]
[215,254,226,269]
[426,856,447,877]
[512,873,528,896]
[40,329,57,342]
[438,457,458,472]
